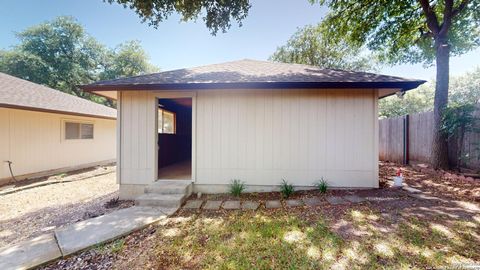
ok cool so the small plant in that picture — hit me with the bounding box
[110,239,125,253]
[229,179,245,197]
[280,179,294,198]
[315,178,328,194]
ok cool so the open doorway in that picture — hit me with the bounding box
[157,98,192,180]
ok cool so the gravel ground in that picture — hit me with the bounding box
[0,165,133,248]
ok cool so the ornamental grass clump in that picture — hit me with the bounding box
[280,179,294,198]
[315,178,328,194]
[229,179,245,197]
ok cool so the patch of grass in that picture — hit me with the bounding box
[120,206,480,269]
[110,239,125,253]
[280,179,294,198]
[151,213,343,269]
[94,238,126,255]
[315,177,328,194]
[399,218,426,246]
[229,179,245,197]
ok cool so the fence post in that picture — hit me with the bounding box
[403,114,410,165]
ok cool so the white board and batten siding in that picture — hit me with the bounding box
[119,88,379,189]
[196,89,378,188]
[118,91,158,185]
[0,108,116,180]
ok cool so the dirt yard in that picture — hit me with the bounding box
[40,162,480,270]
[0,165,133,248]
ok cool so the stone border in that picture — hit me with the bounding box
[183,194,372,212]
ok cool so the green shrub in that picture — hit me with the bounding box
[315,178,328,194]
[280,179,294,198]
[229,179,245,196]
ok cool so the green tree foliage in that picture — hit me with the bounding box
[105,0,251,35]
[441,103,479,170]
[449,67,480,105]
[100,40,159,80]
[312,0,480,169]
[311,0,479,65]
[379,83,435,118]
[0,17,104,99]
[0,17,158,106]
[379,67,480,118]
[269,24,377,71]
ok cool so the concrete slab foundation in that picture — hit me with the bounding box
[184,200,203,209]
[265,200,282,209]
[223,201,241,210]
[203,201,222,210]
[242,201,260,210]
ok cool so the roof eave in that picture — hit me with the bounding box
[81,81,426,93]
[0,103,117,120]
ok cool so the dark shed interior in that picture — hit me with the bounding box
[157,98,192,180]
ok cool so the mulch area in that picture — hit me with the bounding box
[380,162,480,202]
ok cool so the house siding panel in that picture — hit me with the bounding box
[195,89,378,188]
[118,88,379,189]
[0,107,115,180]
[119,91,157,185]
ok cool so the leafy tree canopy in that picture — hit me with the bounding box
[100,40,159,81]
[105,0,251,35]
[0,17,104,98]
[269,24,378,71]
[313,0,480,168]
[0,16,158,106]
[311,0,480,65]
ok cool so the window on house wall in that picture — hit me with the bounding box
[158,108,176,134]
[65,122,94,139]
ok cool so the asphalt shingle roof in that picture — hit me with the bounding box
[83,59,425,92]
[0,72,116,119]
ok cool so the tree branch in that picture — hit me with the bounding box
[440,0,454,36]
[418,0,440,34]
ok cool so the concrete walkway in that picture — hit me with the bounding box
[0,206,176,270]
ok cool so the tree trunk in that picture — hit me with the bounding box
[430,38,450,169]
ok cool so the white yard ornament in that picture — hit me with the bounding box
[393,168,403,187]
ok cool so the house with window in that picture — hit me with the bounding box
[82,59,425,201]
[0,72,116,184]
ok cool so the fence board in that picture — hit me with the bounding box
[409,111,433,162]
[379,104,480,170]
[379,116,404,163]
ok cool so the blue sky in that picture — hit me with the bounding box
[1,0,479,81]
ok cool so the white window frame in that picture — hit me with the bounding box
[62,119,95,141]
[157,108,176,134]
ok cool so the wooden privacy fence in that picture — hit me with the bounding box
[379,104,480,170]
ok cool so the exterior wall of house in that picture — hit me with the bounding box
[116,91,158,198]
[117,89,379,198]
[0,107,116,183]
[195,89,379,191]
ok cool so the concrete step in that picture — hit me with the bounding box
[145,181,192,195]
[135,193,186,208]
